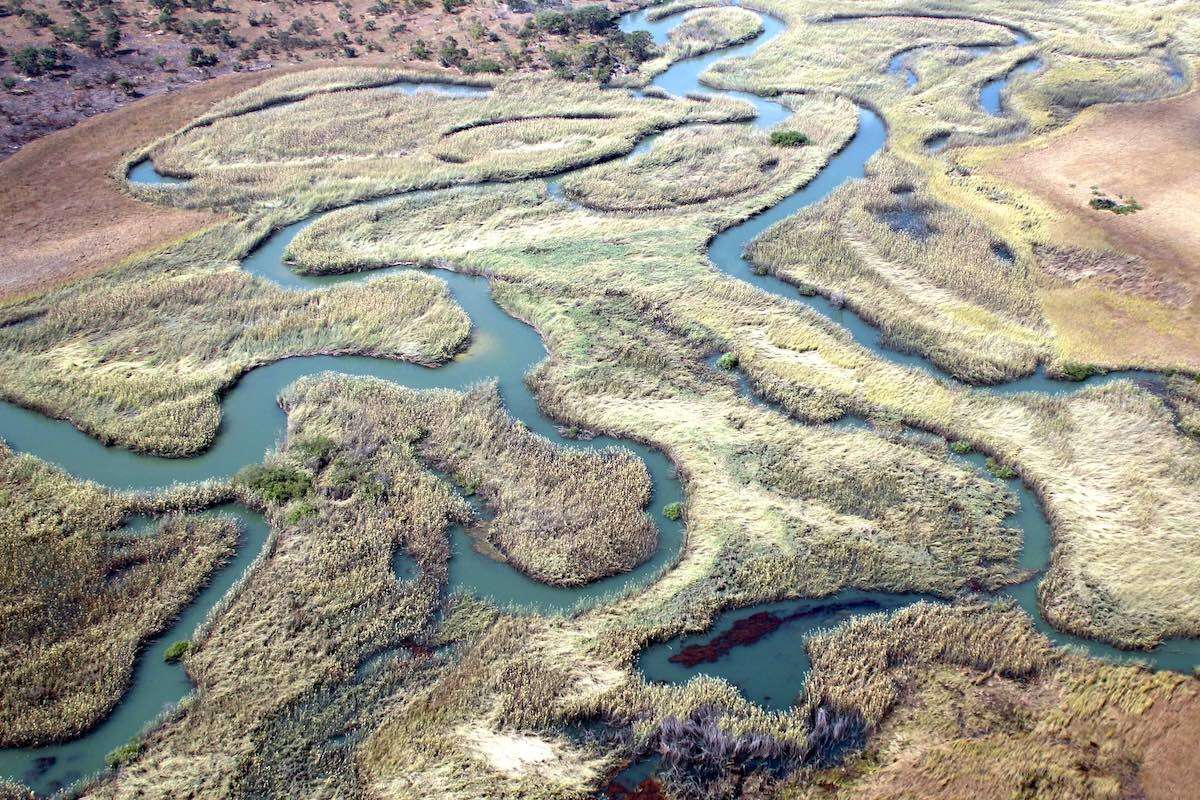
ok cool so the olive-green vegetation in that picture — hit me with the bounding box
[613,6,765,87]
[0,443,237,746]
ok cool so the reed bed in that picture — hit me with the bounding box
[0,228,469,456]
[747,153,1050,383]
[283,375,656,588]
[0,444,238,745]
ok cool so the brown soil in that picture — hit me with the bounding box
[993,89,1200,290]
[0,63,310,301]
[987,86,1200,369]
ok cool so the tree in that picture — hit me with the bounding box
[534,11,568,35]
[569,4,613,34]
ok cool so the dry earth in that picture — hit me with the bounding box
[0,64,308,299]
[985,86,1200,371]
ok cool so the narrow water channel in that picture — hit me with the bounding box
[1,4,1194,795]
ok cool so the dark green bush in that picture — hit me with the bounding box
[1059,362,1100,381]
[569,4,613,33]
[535,11,569,35]
[187,46,217,67]
[464,57,503,73]
[769,130,810,147]
[238,464,313,505]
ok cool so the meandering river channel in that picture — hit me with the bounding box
[2,4,1195,795]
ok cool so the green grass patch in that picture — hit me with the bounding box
[663,501,683,521]
[163,640,190,663]
[105,738,142,770]
[985,457,1017,480]
[238,464,313,506]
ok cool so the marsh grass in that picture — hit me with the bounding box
[0,226,469,456]
[0,444,238,746]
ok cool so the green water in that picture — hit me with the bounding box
[3,4,1194,795]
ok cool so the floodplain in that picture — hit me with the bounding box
[1,0,1199,798]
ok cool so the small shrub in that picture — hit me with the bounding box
[1089,196,1141,214]
[949,440,973,455]
[105,739,141,769]
[663,501,683,521]
[535,11,569,35]
[284,497,320,524]
[985,457,1017,480]
[716,352,738,370]
[238,464,313,505]
[163,640,190,662]
[464,57,503,74]
[187,46,217,67]
[769,130,810,147]
[1059,362,1100,382]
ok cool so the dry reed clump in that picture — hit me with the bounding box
[89,383,463,797]
[283,375,656,587]
[614,6,765,87]
[0,225,469,456]
[1165,374,1200,438]
[798,600,1054,731]
[747,153,1050,384]
[772,603,1200,800]
[0,443,238,746]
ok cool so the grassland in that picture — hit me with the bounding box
[0,443,235,746]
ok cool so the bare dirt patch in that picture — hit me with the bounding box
[987,87,1200,370]
[0,65,306,301]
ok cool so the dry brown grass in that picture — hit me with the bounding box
[0,443,237,746]
[0,64,331,302]
[774,604,1200,800]
[970,88,1200,372]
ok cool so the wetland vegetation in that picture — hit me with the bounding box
[1,0,1199,798]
